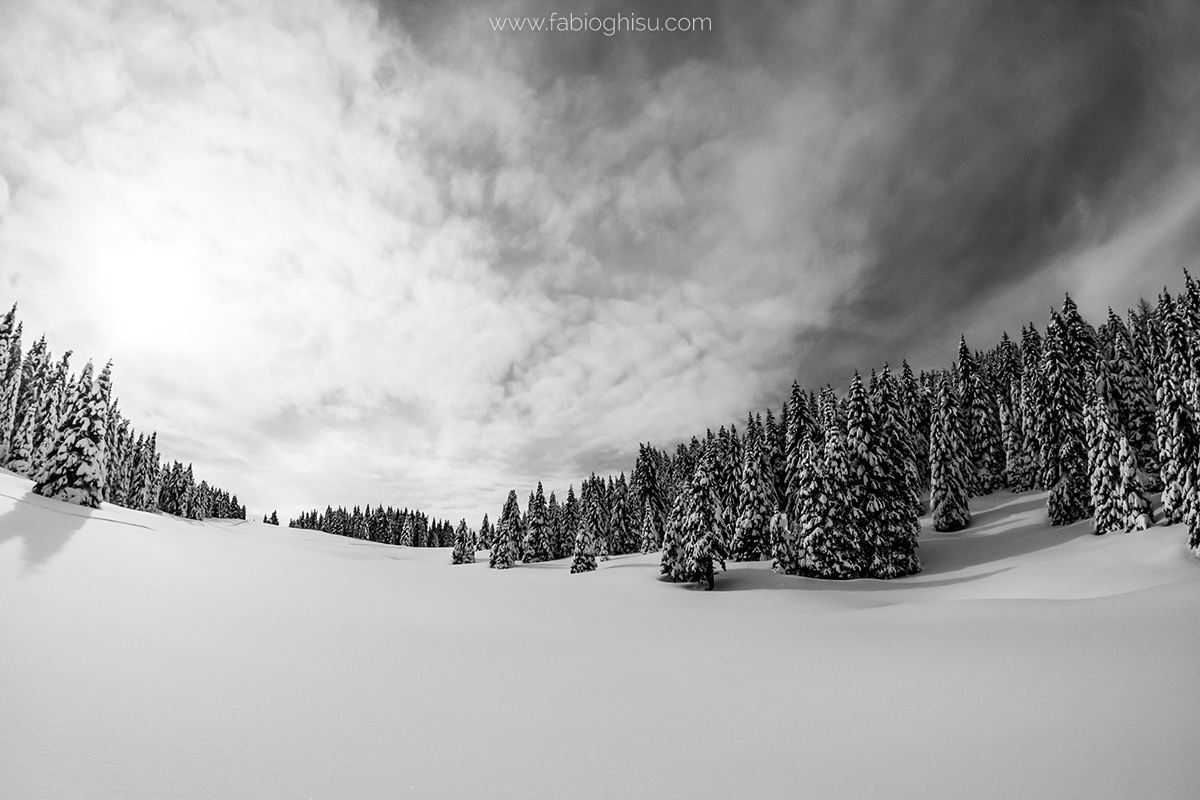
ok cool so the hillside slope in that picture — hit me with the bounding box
[2,469,1198,799]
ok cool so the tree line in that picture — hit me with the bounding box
[481,270,1200,588]
[0,305,247,518]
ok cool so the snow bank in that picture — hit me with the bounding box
[2,470,1198,799]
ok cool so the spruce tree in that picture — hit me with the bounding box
[610,474,633,555]
[522,483,552,562]
[1041,313,1090,526]
[570,482,598,574]
[870,364,921,577]
[730,414,771,561]
[804,388,862,578]
[929,378,972,532]
[478,513,491,551]
[1087,393,1123,536]
[489,490,522,569]
[1155,292,1195,523]
[452,519,474,564]
[1117,433,1153,532]
[561,485,580,559]
[0,319,23,461]
[659,492,687,580]
[681,443,725,589]
[844,371,882,575]
[33,360,107,508]
[1019,324,1046,489]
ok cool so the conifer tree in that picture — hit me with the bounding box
[561,485,580,559]
[545,492,561,557]
[570,481,599,574]
[1106,307,1160,489]
[844,371,882,574]
[730,414,771,561]
[1041,314,1090,526]
[1155,292,1195,523]
[0,319,23,461]
[478,513,492,551]
[787,439,825,576]
[33,360,107,508]
[522,483,552,562]
[870,365,921,577]
[659,492,687,580]
[763,408,785,511]
[610,474,633,555]
[1087,392,1123,536]
[929,378,972,532]
[681,444,725,589]
[900,361,931,493]
[490,490,522,569]
[1118,433,1153,532]
[1019,324,1046,489]
[452,519,474,564]
[803,388,862,578]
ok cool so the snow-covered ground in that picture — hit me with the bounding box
[2,468,1198,800]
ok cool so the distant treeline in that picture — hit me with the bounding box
[287,505,464,549]
[0,305,246,519]
[488,269,1200,588]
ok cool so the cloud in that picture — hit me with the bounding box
[1,0,1197,524]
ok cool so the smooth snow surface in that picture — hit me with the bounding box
[2,470,1199,799]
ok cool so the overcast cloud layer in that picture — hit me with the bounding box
[2,0,1199,522]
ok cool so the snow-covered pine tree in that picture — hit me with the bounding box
[1019,324,1046,489]
[785,439,823,576]
[1155,292,1195,524]
[1117,433,1153,532]
[768,510,801,575]
[764,408,785,511]
[0,319,23,462]
[900,361,931,494]
[477,513,491,551]
[1106,307,1160,490]
[955,337,982,496]
[659,492,687,580]
[32,360,108,508]
[969,369,1005,494]
[610,473,633,555]
[784,381,816,518]
[929,377,972,532]
[490,490,523,569]
[6,339,49,476]
[870,364,921,577]
[1041,313,1090,526]
[570,480,599,574]
[804,387,862,578]
[595,475,613,561]
[681,443,725,590]
[843,371,882,575]
[999,387,1031,492]
[29,349,72,484]
[633,444,665,552]
[452,519,474,564]
[561,485,580,559]
[522,483,552,562]
[1087,389,1123,536]
[730,413,772,561]
[545,491,561,557]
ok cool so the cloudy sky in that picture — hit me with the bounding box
[2,0,1199,523]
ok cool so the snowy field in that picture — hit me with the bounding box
[2,467,1199,800]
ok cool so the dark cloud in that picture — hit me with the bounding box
[384,0,1200,400]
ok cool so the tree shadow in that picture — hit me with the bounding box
[710,490,1096,593]
[918,490,1092,576]
[0,490,94,573]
